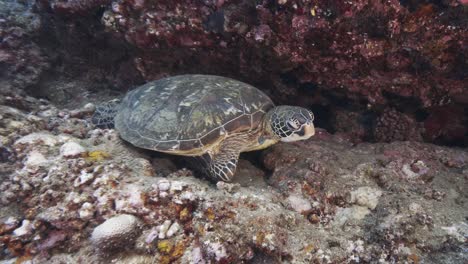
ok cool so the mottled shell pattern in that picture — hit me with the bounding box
[114,75,274,155]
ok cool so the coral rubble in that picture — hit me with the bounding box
[0,95,466,263]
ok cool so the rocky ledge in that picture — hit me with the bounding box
[1,0,467,146]
[0,92,466,263]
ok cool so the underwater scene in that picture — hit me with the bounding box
[0,0,467,263]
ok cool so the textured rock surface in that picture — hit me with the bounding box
[0,0,49,92]
[0,94,466,263]
[4,0,463,145]
[0,0,467,262]
[91,214,141,251]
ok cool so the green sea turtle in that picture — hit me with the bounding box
[92,75,315,182]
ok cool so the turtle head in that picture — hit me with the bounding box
[267,106,315,142]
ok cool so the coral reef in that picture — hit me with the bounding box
[43,0,112,16]
[17,0,465,145]
[0,95,466,263]
[422,105,467,146]
[373,108,422,142]
[0,0,49,92]
[91,214,141,251]
[0,0,467,262]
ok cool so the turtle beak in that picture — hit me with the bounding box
[280,123,315,142]
[302,123,315,139]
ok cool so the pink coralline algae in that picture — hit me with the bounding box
[423,105,467,145]
[91,0,466,106]
[373,108,422,142]
[39,0,112,16]
[33,0,467,145]
[0,1,49,91]
[101,0,214,49]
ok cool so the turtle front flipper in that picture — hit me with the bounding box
[208,154,240,182]
[91,99,121,129]
[203,136,251,182]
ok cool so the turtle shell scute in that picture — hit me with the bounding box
[114,75,274,154]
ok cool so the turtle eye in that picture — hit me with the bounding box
[287,119,300,130]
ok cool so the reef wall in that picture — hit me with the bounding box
[1,0,467,144]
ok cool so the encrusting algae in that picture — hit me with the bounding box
[84,150,110,162]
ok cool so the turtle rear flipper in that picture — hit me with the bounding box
[91,99,121,129]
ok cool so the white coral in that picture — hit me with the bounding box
[90,214,141,250]
[349,187,382,210]
[79,202,95,220]
[155,220,181,239]
[204,241,227,261]
[166,222,180,238]
[60,142,86,158]
[13,220,34,237]
[25,150,48,169]
[15,132,59,146]
[287,194,312,213]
